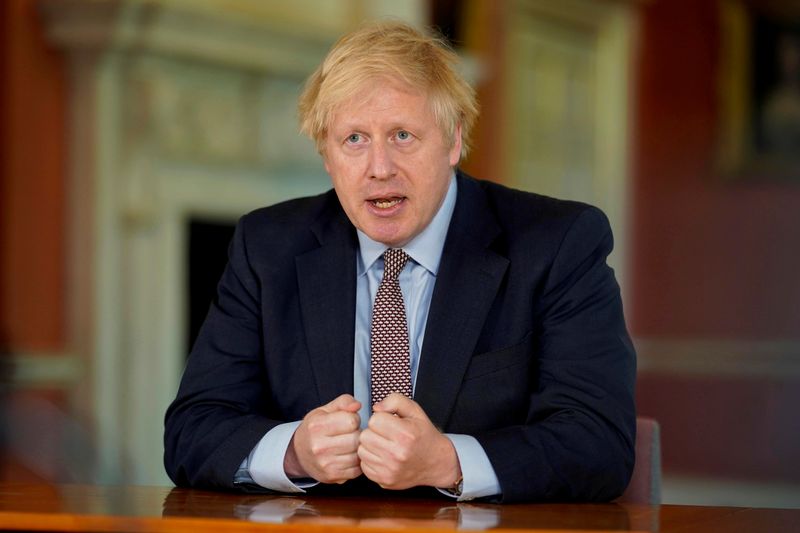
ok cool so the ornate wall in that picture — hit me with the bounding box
[4,0,425,485]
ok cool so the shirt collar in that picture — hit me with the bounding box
[357,173,457,276]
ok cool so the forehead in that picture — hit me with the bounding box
[327,78,434,132]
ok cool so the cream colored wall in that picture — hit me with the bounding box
[39,0,426,485]
[502,0,635,289]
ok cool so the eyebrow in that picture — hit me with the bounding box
[332,120,422,135]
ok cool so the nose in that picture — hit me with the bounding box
[367,141,396,180]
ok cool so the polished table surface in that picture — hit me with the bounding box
[0,483,798,532]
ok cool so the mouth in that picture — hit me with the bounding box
[368,196,405,209]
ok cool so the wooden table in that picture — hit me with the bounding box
[0,483,797,532]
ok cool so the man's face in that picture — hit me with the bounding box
[322,79,461,248]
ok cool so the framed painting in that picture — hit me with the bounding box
[718,0,800,180]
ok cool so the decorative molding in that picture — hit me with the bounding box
[635,338,800,379]
[38,0,428,76]
[39,0,336,77]
[663,474,800,509]
[6,353,84,387]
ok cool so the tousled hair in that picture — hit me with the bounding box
[298,20,479,158]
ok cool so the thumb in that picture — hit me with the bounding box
[320,393,361,414]
[372,393,424,419]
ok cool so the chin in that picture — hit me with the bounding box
[364,227,410,248]
[374,237,406,248]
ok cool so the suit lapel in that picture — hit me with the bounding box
[295,197,358,405]
[414,176,509,429]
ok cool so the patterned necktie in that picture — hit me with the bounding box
[370,248,412,406]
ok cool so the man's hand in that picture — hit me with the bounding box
[358,393,462,490]
[284,394,362,484]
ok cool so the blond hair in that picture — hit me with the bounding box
[298,20,479,158]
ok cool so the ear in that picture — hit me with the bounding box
[448,123,463,167]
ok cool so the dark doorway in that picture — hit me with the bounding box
[187,219,236,354]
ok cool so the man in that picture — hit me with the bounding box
[164,21,636,503]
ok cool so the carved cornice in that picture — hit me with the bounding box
[38,0,335,76]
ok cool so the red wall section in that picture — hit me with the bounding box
[632,0,800,484]
[630,0,800,340]
[0,0,67,351]
[639,373,800,482]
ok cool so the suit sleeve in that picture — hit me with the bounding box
[475,206,637,503]
[164,216,279,489]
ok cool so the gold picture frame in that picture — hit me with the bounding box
[718,0,800,180]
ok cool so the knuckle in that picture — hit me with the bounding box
[397,429,416,448]
[359,429,372,444]
[348,437,360,453]
[393,447,410,463]
[309,442,327,456]
[367,414,383,429]
[348,415,360,432]
[305,407,324,421]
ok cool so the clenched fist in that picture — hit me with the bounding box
[358,393,462,490]
[284,394,362,484]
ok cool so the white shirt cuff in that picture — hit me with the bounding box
[438,434,502,501]
[247,421,318,492]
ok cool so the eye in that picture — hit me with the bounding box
[395,130,413,142]
[345,133,363,144]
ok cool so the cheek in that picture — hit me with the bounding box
[327,152,367,181]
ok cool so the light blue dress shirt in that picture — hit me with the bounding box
[238,175,501,500]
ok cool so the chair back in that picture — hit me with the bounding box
[617,416,661,504]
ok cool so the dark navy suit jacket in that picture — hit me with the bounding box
[164,172,636,503]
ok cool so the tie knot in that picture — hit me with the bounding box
[382,249,409,281]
